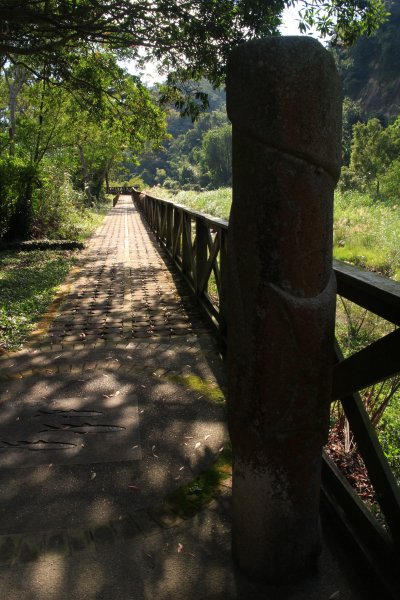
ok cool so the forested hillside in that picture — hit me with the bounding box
[124,1,400,190]
[118,82,230,191]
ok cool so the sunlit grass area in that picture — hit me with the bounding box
[334,191,400,280]
[147,186,400,280]
[145,186,232,221]
[0,200,111,352]
[0,249,77,351]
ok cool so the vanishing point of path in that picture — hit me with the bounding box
[0,197,376,600]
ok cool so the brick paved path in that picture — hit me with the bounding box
[45,196,207,345]
[0,197,376,600]
[0,193,227,516]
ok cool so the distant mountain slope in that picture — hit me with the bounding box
[335,0,400,117]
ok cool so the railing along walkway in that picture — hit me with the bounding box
[126,187,400,597]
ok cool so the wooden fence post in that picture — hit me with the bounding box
[226,37,342,581]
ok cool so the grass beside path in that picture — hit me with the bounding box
[0,200,111,353]
[146,186,400,281]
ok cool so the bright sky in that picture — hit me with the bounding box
[279,3,321,37]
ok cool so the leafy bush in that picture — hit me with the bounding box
[31,163,85,239]
[379,159,400,202]
[0,157,35,240]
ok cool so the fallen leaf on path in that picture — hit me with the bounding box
[204,435,210,440]
[90,472,96,480]
[195,442,201,449]
[128,485,139,492]
[177,543,183,553]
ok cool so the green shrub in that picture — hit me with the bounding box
[0,157,35,240]
[31,163,85,239]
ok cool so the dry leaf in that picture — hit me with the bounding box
[204,435,210,440]
[90,472,96,480]
[195,442,201,449]
[179,466,185,471]
[115,390,120,395]
[219,447,224,452]
[128,485,139,492]
[177,543,183,553]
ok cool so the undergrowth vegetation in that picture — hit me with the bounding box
[334,191,400,280]
[0,197,110,352]
[0,249,77,351]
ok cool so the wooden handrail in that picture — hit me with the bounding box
[334,259,400,326]
[130,188,400,574]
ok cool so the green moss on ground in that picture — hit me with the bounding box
[165,446,233,518]
[167,373,226,403]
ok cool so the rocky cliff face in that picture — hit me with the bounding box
[336,0,400,117]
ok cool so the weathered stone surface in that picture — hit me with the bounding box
[227,36,342,181]
[226,36,341,581]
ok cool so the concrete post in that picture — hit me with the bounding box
[226,37,342,582]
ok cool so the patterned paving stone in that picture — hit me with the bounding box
[41,197,205,345]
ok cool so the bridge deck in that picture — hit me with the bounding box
[0,197,378,599]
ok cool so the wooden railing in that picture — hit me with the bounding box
[132,189,229,342]
[125,187,399,594]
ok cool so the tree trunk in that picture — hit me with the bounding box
[78,144,94,205]
[5,65,27,156]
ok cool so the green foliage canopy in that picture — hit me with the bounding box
[0,49,167,239]
[0,1,389,83]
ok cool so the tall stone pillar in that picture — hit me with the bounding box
[226,37,342,581]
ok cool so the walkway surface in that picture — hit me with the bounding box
[0,197,378,599]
